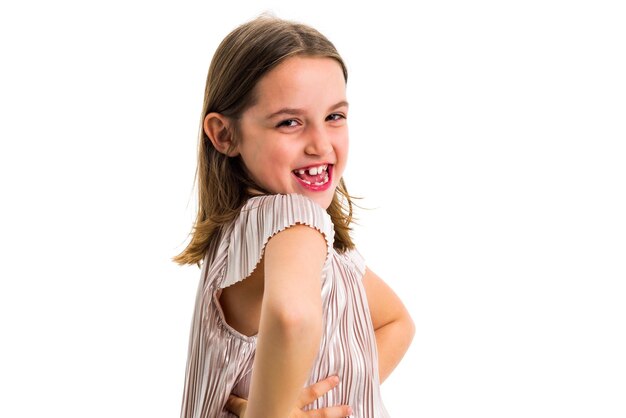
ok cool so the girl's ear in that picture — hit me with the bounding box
[203,112,239,157]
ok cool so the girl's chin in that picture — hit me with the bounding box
[307,190,336,210]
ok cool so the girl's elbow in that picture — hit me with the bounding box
[401,310,416,345]
[407,314,416,343]
[269,304,323,342]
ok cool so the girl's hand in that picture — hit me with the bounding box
[225,376,353,417]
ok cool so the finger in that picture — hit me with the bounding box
[224,394,247,416]
[305,405,353,418]
[297,376,341,408]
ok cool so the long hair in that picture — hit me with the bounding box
[173,16,356,266]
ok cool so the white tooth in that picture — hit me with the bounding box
[298,169,305,174]
[322,164,328,170]
[302,179,311,185]
[314,181,323,186]
[317,165,325,172]
[308,167,318,175]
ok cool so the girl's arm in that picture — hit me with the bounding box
[245,225,327,418]
[362,267,415,383]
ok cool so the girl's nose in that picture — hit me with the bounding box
[304,126,333,156]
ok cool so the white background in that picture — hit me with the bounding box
[1,1,625,417]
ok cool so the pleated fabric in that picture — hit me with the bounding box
[180,194,390,418]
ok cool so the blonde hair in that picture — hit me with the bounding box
[173,16,356,266]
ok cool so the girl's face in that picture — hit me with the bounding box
[235,56,349,210]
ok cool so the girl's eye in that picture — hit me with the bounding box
[326,113,346,122]
[277,119,299,128]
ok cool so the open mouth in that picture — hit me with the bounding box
[292,164,333,190]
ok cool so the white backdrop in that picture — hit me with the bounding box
[1,1,625,417]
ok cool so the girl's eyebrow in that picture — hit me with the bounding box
[265,100,349,119]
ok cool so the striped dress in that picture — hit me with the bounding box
[180,193,390,417]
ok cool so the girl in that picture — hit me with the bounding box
[174,16,414,418]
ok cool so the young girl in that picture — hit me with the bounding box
[174,16,414,417]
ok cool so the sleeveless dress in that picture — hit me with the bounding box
[180,193,390,417]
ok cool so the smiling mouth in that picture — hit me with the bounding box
[292,164,332,190]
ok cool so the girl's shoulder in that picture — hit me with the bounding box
[221,193,334,288]
[242,192,327,213]
[239,193,334,238]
